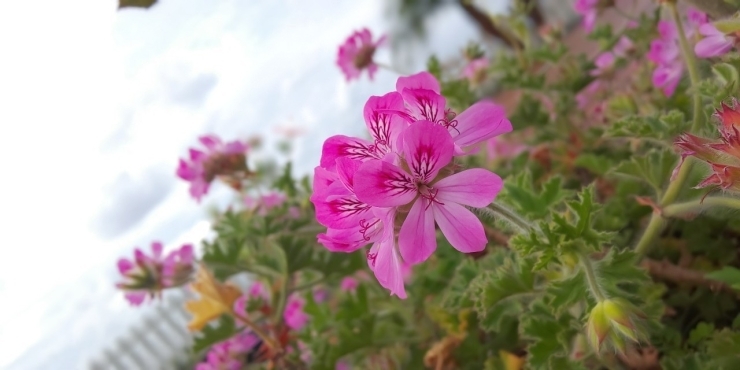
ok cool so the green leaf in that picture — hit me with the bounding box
[688,322,715,347]
[521,302,578,369]
[470,253,535,332]
[596,249,649,296]
[501,171,571,219]
[192,315,238,354]
[607,110,689,140]
[119,0,156,9]
[706,267,740,290]
[427,55,442,80]
[546,270,587,315]
[610,148,678,195]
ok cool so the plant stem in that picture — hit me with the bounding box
[231,310,281,352]
[634,214,666,257]
[669,2,704,131]
[578,252,606,302]
[663,196,740,217]
[484,203,535,233]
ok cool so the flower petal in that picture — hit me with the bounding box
[396,71,441,94]
[318,223,379,253]
[434,169,503,207]
[335,157,362,192]
[314,183,373,229]
[320,135,380,169]
[399,88,446,122]
[398,198,437,264]
[452,101,513,148]
[402,120,454,182]
[369,238,407,299]
[364,92,407,153]
[695,33,734,58]
[354,160,417,207]
[432,202,487,254]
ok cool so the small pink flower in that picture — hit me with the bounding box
[613,36,634,57]
[462,57,488,85]
[486,136,526,160]
[574,0,599,33]
[233,281,270,317]
[284,294,309,330]
[340,277,359,292]
[695,23,735,58]
[116,242,194,306]
[685,7,708,38]
[313,288,329,303]
[244,192,287,215]
[648,21,684,97]
[354,120,504,264]
[336,28,386,81]
[590,52,615,76]
[177,135,249,202]
[196,331,261,370]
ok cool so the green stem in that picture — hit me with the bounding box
[669,2,704,131]
[663,196,740,217]
[290,275,327,293]
[578,252,606,302]
[483,202,535,233]
[633,157,695,257]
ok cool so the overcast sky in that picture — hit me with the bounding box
[0,0,510,368]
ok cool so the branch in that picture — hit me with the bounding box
[641,259,736,295]
[681,0,740,19]
[457,0,523,48]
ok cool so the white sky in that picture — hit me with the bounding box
[0,0,507,368]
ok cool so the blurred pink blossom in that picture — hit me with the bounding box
[284,294,309,330]
[177,135,249,202]
[695,24,735,58]
[336,28,386,81]
[116,242,194,306]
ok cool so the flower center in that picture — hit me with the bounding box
[353,46,376,69]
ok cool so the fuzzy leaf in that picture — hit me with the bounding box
[546,270,587,315]
[502,171,571,219]
[607,111,688,140]
[610,148,678,194]
[471,254,535,332]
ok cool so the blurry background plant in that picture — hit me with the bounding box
[98,0,740,369]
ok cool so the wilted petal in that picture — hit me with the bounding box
[402,120,454,182]
[432,202,487,254]
[355,160,417,207]
[398,198,437,264]
[396,71,441,94]
[320,135,381,169]
[452,101,513,148]
[434,169,503,207]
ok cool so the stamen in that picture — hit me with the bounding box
[366,251,378,267]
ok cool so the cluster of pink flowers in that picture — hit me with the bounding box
[196,331,262,370]
[573,0,602,33]
[116,242,194,305]
[336,28,386,82]
[648,9,707,96]
[177,135,249,202]
[675,100,740,191]
[311,72,511,298]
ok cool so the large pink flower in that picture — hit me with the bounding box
[394,72,512,153]
[695,23,735,58]
[177,135,249,202]
[336,28,386,81]
[354,120,503,264]
[116,242,194,305]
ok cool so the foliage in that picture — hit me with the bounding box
[115,1,740,369]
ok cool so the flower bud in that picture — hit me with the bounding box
[586,298,645,354]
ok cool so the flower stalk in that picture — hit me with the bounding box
[669,2,704,131]
[484,202,536,233]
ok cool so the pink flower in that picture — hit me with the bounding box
[486,136,526,160]
[685,7,708,38]
[574,0,599,33]
[340,277,359,292]
[613,36,634,57]
[233,281,270,316]
[284,294,309,330]
[648,21,684,97]
[336,28,386,81]
[394,72,513,153]
[196,331,261,370]
[177,135,249,202]
[336,361,352,370]
[462,57,488,85]
[354,120,503,264]
[116,242,194,306]
[244,192,287,215]
[590,52,615,76]
[695,23,735,58]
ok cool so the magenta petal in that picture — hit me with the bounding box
[178,244,194,265]
[432,202,487,254]
[695,27,734,58]
[398,198,437,264]
[125,292,147,306]
[117,258,134,274]
[354,160,417,207]
[402,120,454,182]
[364,92,407,152]
[310,166,339,203]
[315,184,372,229]
[452,101,513,148]
[335,157,362,192]
[396,71,441,94]
[434,169,503,207]
[320,135,380,169]
[400,88,447,122]
[198,135,221,151]
[371,238,407,299]
[318,225,377,252]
